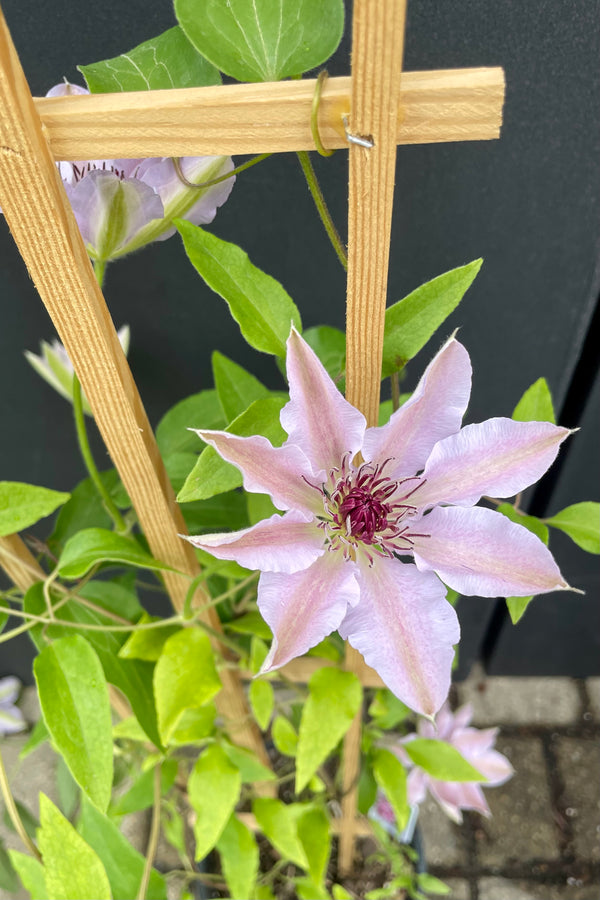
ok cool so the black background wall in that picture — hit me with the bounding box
[1,0,598,680]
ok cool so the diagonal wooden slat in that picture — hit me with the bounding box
[34,68,504,158]
[0,8,269,765]
[339,0,408,874]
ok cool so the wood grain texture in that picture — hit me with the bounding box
[339,0,408,875]
[0,9,268,764]
[0,534,44,592]
[33,68,504,159]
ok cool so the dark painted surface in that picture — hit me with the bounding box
[0,1,598,678]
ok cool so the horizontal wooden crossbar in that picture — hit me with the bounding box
[34,68,504,159]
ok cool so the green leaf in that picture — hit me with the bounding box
[38,794,112,899]
[8,851,47,900]
[297,806,330,885]
[156,389,226,458]
[512,377,556,423]
[546,502,600,554]
[180,491,250,534]
[224,610,273,641]
[177,395,287,502]
[404,738,484,782]
[111,760,178,816]
[250,635,269,673]
[175,0,344,83]
[271,715,298,757]
[25,581,161,748]
[212,351,270,423]
[296,668,362,792]
[79,26,220,93]
[118,612,180,661]
[79,795,167,900]
[496,503,549,545]
[295,879,331,900]
[247,491,280,525]
[249,678,274,730]
[57,528,171,579]
[0,842,19,894]
[3,801,38,841]
[48,472,124,553]
[34,636,113,811]
[303,325,346,386]
[55,755,80,819]
[253,799,309,869]
[332,885,354,900]
[368,689,410,731]
[0,482,69,536]
[177,221,302,356]
[417,873,452,895]
[382,260,482,377]
[221,741,276,784]
[19,717,49,760]
[216,814,259,900]
[154,628,221,744]
[188,744,242,859]
[506,595,534,625]
[168,703,217,745]
[372,748,409,832]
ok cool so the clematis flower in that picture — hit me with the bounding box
[183,328,571,716]
[379,702,514,824]
[44,83,234,261]
[25,325,130,415]
[0,676,27,736]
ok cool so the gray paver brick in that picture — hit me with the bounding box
[475,736,560,867]
[416,795,469,868]
[457,665,581,726]
[440,878,471,899]
[478,877,600,899]
[585,678,600,720]
[553,736,600,862]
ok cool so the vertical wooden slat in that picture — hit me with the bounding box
[0,9,268,765]
[340,0,408,874]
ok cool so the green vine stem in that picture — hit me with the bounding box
[0,746,42,861]
[296,150,348,270]
[72,373,127,533]
[173,152,271,190]
[137,763,161,900]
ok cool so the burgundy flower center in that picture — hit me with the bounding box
[312,454,427,564]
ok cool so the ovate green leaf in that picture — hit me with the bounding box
[403,738,484,782]
[512,377,556,423]
[297,806,330,885]
[382,260,482,377]
[34,636,113,811]
[212,351,269,422]
[177,221,301,356]
[7,851,46,899]
[0,482,69,536]
[156,389,225,458]
[252,799,308,869]
[79,26,220,93]
[38,795,111,899]
[546,502,600,554]
[296,668,362,792]
[175,0,344,83]
[154,628,221,744]
[372,748,409,831]
[216,814,259,900]
[271,715,298,757]
[188,745,241,859]
[249,678,274,730]
[57,528,171,579]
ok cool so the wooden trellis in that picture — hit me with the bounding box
[0,0,504,874]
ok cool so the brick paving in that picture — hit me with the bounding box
[0,669,599,899]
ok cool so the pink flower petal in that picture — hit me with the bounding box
[280,327,366,472]
[417,418,571,508]
[339,558,459,716]
[183,510,324,574]
[193,429,321,514]
[470,748,514,786]
[406,768,429,806]
[433,781,490,819]
[363,337,472,477]
[259,554,360,672]
[413,506,568,597]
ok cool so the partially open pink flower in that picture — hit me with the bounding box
[401,702,514,822]
[45,83,234,261]
[184,328,570,715]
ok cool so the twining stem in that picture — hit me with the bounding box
[391,372,401,412]
[0,746,41,861]
[72,374,127,533]
[137,763,162,900]
[296,150,348,270]
[173,153,271,190]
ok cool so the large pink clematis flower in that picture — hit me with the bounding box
[184,328,571,715]
[402,702,514,822]
[45,83,234,262]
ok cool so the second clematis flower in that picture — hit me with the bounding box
[184,328,571,716]
[46,83,234,262]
